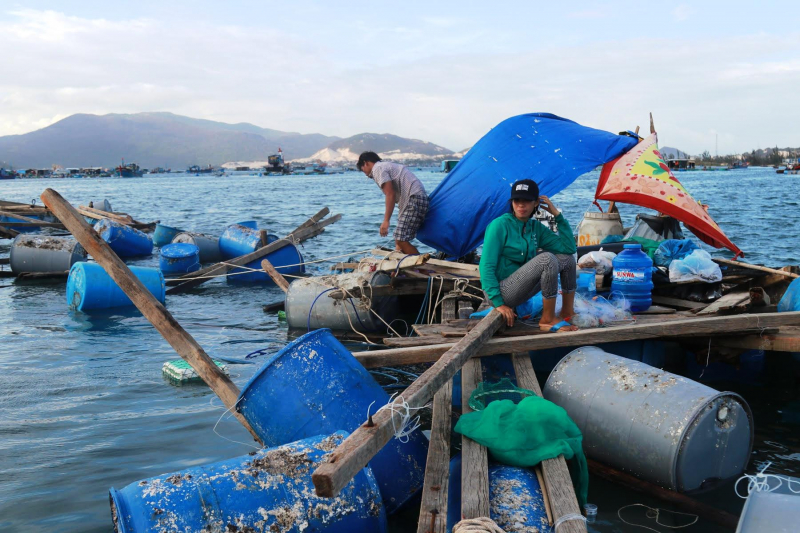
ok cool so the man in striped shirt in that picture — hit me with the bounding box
[357,151,429,254]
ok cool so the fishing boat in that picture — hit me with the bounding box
[265,148,290,174]
[116,161,144,178]
[729,160,749,170]
[0,168,14,180]
[187,165,214,174]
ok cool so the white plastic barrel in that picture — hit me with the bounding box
[577,211,624,247]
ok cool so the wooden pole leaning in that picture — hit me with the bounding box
[261,259,290,293]
[41,188,262,443]
[311,310,504,499]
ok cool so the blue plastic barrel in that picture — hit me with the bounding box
[94,219,153,258]
[159,243,200,275]
[152,223,184,247]
[67,262,165,311]
[237,329,428,514]
[230,242,305,283]
[109,432,387,533]
[219,223,271,259]
[447,456,551,532]
[236,220,258,229]
[611,243,653,312]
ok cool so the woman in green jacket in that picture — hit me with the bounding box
[479,179,578,331]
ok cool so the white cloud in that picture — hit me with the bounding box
[1,9,799,156]
[672,5,694,22]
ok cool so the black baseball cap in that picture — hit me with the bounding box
[510,179,539,201]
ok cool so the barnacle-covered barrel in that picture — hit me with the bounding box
[543,346,753,492]
[109,432,387,533]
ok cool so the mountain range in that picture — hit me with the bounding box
[0,112,457,169]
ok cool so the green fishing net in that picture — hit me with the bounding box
[455,384,589,507]
[468,378,535,411]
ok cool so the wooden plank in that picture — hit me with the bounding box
[650,295,708,310]
[41,188,262,443]
[353,311,800,368]
[15,271,69,280]
[441,296,457,322]
[372,249,480,276]
[512,353,586,533]
[167,212,340,293]
[696,290,750,316]
[262,300,285,312]
[0,226,19,239]
[634,305,676,315]
[0,210,44,223]
[261,259,290,293]
[357,253,430,273]
[684,326,800,353]
[0,221,65,228]
[588,459,737,530]
[77,206,136,225]
[460,358,489,520]
[312,311,504,498]
[416,380,453,533]
[713,257,800,279]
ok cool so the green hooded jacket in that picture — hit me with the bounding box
[479,212,576,307]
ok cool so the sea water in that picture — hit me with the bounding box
[1,167,799,532]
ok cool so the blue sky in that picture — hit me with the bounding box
[1,1,799,154]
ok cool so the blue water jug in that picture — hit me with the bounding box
[611,244,653,312]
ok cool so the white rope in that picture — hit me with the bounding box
[452,517,505,533]
[370,393,428,443]
[210,396,263,450]
[617,504,698,532]
[735,461,800,498]
[554,512,587,530]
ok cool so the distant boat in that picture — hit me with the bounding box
[264,148,289,174]
[440,159,459,173]
[0,168,14,180]
[187,165,214,174]
[729,161,749,170]
[117,161,144,178]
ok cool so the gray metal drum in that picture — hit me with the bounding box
[10,235,87,274]
[171,232,221,263]
[285,272,397,332]
[543,346,753,492]
[89,199,112,212]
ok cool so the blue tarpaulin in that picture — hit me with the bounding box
[416,113,638,258]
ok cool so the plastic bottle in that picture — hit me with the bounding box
[611,244,653,312]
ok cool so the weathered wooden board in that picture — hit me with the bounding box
[512,353,586,533]
[460,358,489,520]
[354,311,800,368]
[416,380,452,533]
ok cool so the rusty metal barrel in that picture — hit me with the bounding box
[543,346,753,492]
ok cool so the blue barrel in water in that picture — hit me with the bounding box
[219,223,269,259]
[237,220,258,229]
[94,219,153,258]
[67,262,165,311]
[237,329,428,514]
[159,243,200,275]
[611,243,653,312]
[109,432,387,533]
[152,223,184,247]
[220,224,305,283]
[446,456,551,532]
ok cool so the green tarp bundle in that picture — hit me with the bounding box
[454,394,588,507]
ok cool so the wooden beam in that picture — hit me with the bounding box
[352,311,800,368]
[0,221,66,228]
[588,459,738,530]
[261,259,290,293]
[357,253,431,273]
[650,295,708,310]
[416,380,453,533]
[371,249,480,277]
[512,354,586,533]
[0,225,20,239]
[311,311,505,498]
[683,326,800,353]
[166,211,340,293]
[714,258,799,279]
[41,188,262,443]
[0,210,44,223]
[460,359,489,520]
[696,290,750,315]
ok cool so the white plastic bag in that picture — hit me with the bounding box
[668,249,722,283]
[577,250,616,276]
